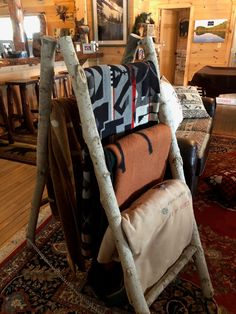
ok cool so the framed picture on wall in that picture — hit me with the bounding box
[92,0,127,45]
[193,19,227,43]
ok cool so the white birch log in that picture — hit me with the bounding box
[141,36,185,181]
[123,36,185,181]
[141,36,214,299]
[140,36,160,81]
[146,245,197,306]
[59,36,150,314]
[26,36,57,244]
[192,219,214,298]
[121,33,141,64]
[158,104,186,182]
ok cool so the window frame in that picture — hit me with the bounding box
[0,13,43,41]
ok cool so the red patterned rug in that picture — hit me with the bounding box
[0,218,218,314]
[186,135,236,314]
[0,135,235,313]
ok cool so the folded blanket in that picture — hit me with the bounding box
[84,61,160,139]
[79,62,160,256]
[98,179,194,293]
[105,123,171,209]
[48,98,85,270]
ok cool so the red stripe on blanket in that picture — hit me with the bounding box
[112,87,115,120]
[131,68,136,128]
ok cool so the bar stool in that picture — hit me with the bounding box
[58,71,74,96]
[32,73,70,100]
[5,78,39,136]
[53,73,69,98]
[0,84,14,143]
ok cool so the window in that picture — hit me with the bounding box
[0,17,13,40]
[24,16,41,40]
[0,15,40,41]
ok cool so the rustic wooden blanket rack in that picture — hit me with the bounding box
[26,35,213,313]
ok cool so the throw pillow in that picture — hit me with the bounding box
[208,169,236,201]
[159,76,183,131]
[174,86,210,119]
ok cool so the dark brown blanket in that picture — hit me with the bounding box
[48,97,85,271]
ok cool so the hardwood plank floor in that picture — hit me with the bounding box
[212,104,236,137]
[0,159,45,249]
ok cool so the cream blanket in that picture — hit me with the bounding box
[98,179,194,293]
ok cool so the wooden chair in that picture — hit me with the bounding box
[5,78,38,142]
[0,84,14,143]
[27,36,213,314]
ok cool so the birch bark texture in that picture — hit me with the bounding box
[59,36,150,314]
[141,36,213,298]
[27,36,57,244]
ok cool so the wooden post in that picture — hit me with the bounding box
[121,33,141,64]
[59,36,150,314]
[140,36,160,80]
[26,36,57,244]
[8,0,26,51]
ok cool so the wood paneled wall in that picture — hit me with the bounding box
[1,0,236,81]
[138,0,236,83]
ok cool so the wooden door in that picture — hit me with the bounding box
[159,9,178,83]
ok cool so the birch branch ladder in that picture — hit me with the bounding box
[26,35,214,313]
[59,36,150,314]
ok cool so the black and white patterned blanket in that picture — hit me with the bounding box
[84,61,160,139]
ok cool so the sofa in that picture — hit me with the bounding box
[159,79,216,195]
[175,92,216,195]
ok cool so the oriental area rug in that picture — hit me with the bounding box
[0,129,37,165]
[183,135,236,314]
[0,140,36,165]
[0,135,235,313]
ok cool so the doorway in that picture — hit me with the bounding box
[229,5,236,66]
[159,7,190,85]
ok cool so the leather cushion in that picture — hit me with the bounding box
[176,130,210,159]
[178,117,212,133]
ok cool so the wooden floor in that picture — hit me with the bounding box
[0,103,235,252]
[0,160,37,249]
[212,104,236,137]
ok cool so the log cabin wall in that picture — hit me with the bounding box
[18,0,131,64]
[21,0,75,36]
[174,8,189,85]
[1,0,236,81]
[136,0,236,83]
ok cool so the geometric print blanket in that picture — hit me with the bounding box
[84,61,160,139]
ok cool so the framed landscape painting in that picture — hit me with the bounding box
[193,19,227,43]
[93,0,127,45]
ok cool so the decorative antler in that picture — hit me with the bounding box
[56,5,69,22]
